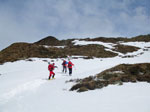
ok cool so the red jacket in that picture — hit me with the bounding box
[48,64,55,71]
[68,61,74,68]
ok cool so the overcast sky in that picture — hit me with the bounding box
[0,0,150,50]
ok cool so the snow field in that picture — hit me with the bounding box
[0,41,150,112]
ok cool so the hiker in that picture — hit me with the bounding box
[62,59,67,73]
[48,63,57,80]
[68,60,74,76]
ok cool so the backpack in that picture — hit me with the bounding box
[49,64,54,71]
[68,63,72,67]
[62,61,66,66]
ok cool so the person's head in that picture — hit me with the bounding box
[52,63,55,65]
[48,62,50,64]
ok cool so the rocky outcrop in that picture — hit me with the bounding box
[70,63,150,92]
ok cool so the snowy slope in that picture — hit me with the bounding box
[0,41,150,112]
[73,40,150,57]
[73,40,116,49]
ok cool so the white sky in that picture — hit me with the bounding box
[0,0,150,50]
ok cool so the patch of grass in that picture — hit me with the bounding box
[112,44,140,54]
[70,63,150,92]
[0,43,118,64]
[83,34,150,42]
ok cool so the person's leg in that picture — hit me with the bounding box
[52,71,55,78]
[49,71,52,79]
[69,68,72,75]
[62,66,64,72]
[70,68,72,74]
[64,66,67,73]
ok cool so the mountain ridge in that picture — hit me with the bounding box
[0,34,150,64]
